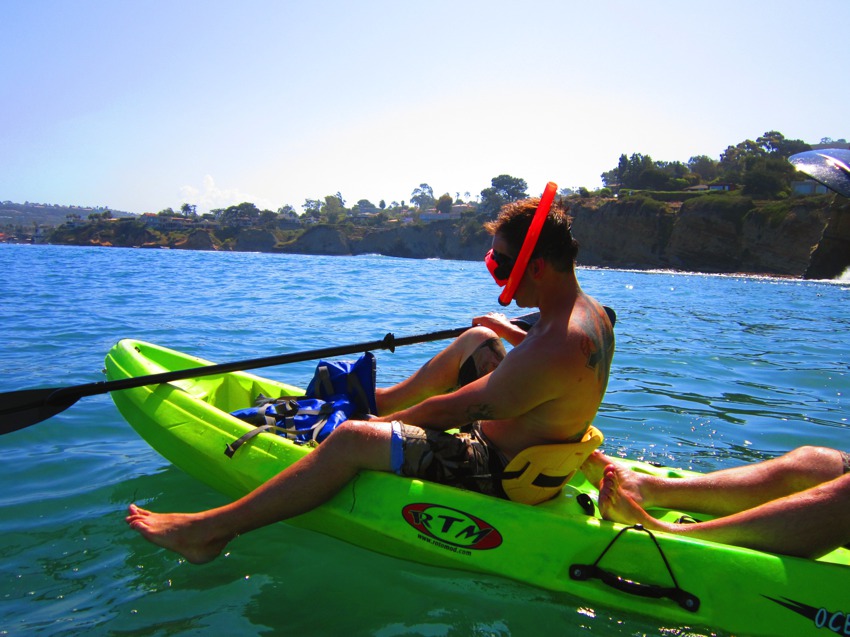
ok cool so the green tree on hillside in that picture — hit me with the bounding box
[322,194,347,223]
[634,166,670,190]
[411,183,435,209]
[479,174,528,216]
[719,131,810,180]
[756,130,810,157]
[742,155,797,198]
[601,153,696,190]
[303,199,322,220]
[322,195,346,215]
[356,199,377,213]
[688,155,720,182]
[598,130,809,198]
[217,202,260,225]
[435,193,453,214]
[259,209,278,227]
[601,153,655,189]
[719,131,810,197]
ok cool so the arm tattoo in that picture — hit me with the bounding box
[465,403,494,421]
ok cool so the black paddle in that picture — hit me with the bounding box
[0,313,541,435]
[789,148,850,198]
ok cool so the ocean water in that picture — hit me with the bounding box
[1,243,848,636]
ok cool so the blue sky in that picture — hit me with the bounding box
[2,0,848,214]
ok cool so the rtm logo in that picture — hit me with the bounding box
[402,504,503,550]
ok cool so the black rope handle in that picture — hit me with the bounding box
[569,524,700,613]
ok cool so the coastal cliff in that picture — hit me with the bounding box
[570,194,850,277]
[271,195,849,278]
[43,195,850,279]
[277,220,491,261]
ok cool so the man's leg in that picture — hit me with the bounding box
[126,420,394,564]
[583,446,847,516]
[598,462,850,558]
[376,326,505,415]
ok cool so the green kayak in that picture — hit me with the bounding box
[106,338,850,637]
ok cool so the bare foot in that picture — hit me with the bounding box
[579,450,610,485]
[126,504,232,564]
[598,465,656,528]
[581,451,648,507]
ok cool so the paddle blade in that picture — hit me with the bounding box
[0,388,80,434]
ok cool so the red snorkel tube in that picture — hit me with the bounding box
[498,181,558,306]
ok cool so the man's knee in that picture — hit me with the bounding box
[463,325,499,344]
[454,326,500,356]
[321,420,395,469]
[781,446,846,483]
[786,445,840,465]
[458,331,506,386]
[328,420,390,448]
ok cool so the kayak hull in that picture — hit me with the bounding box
[106,339,850,637]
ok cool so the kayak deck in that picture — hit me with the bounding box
[106,339,850,637]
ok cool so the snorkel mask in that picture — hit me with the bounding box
[485,181,558,306]
[485,248,514,286]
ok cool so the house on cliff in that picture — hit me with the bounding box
[792,180,829,195]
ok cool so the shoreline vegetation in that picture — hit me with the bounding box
[3,132,850,279]
[3,191,848,280]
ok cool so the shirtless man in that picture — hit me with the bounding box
[583,447,850,559]
[126,197,616,564]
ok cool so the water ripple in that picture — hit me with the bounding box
[1,244,848,636]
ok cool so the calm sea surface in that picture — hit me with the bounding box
[1,243,848,636]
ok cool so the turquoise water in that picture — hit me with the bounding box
[1,243,848,636]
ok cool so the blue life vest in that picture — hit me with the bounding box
[229,396,353,446]
[226,353,377,456]
[306,351,377,415]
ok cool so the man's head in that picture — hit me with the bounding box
[484,197,578,274]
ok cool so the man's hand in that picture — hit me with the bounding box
[473,312,527,347]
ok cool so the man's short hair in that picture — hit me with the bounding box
[484,198,579,272]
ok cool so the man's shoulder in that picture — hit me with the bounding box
[513,320,580,363]
[571,297,615,336]
[521,303,612,360]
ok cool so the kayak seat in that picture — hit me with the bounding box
[501,425,604,505]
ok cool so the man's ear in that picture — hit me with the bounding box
[530,257,544,278]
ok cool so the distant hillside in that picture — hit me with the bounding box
[0,201,135,226]
[40,194,850,279]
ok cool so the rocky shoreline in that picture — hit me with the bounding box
[42,194,850,279]
[270,195,850,279]
[570,194,850,279]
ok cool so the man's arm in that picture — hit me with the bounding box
[376,334,570,430]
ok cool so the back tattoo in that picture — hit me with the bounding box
[578,305,615,395]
